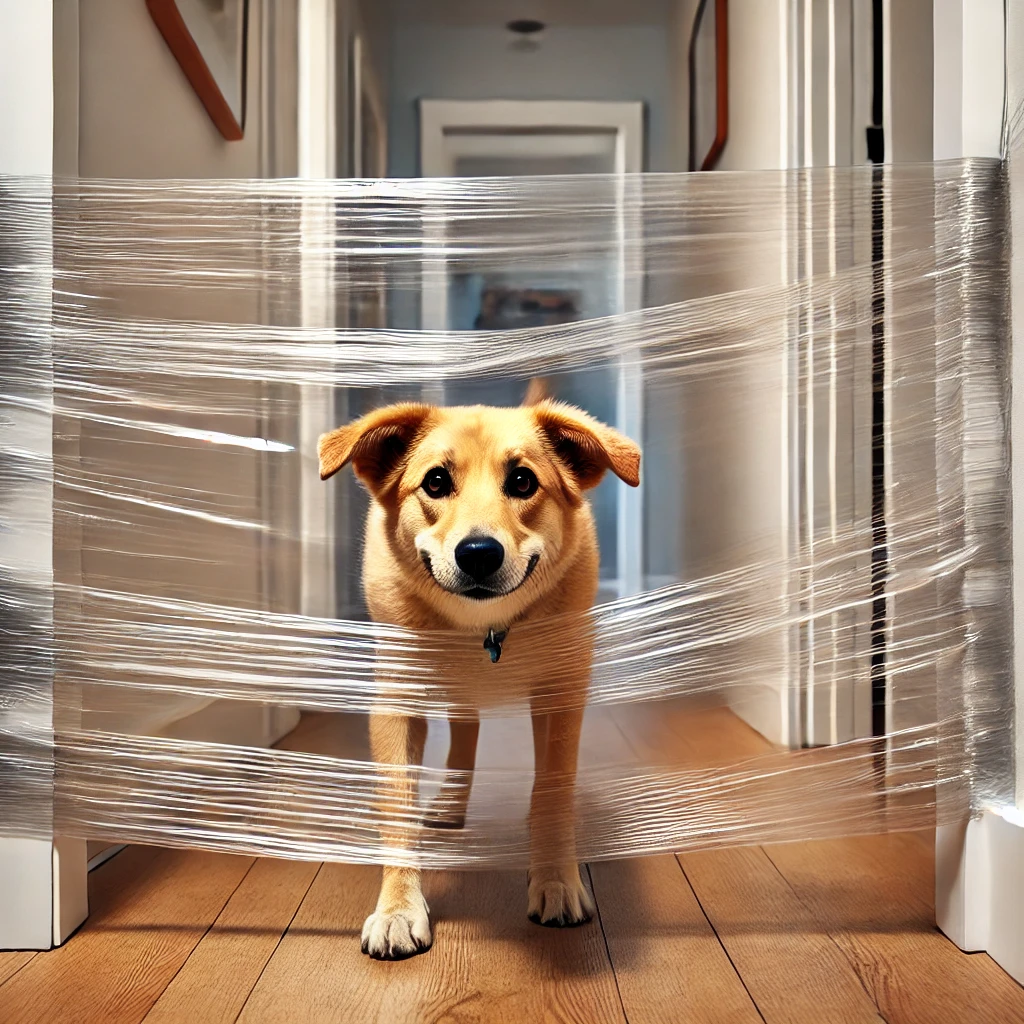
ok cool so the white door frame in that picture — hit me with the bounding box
[297,0,339,622]
[928,0,1024,988]
[0,0,90,952]
[418,99,646,599]
[791,0,876,748]
[419,99,644,178]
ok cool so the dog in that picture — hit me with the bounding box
[318,382,641,960]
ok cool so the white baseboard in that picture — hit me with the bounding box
[729,681,792,747]
[53,837,88,945]
[937,807,1024,984]
[0,702,302,952]
[0,839,59,951]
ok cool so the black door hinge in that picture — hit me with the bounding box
[866,125,885,164]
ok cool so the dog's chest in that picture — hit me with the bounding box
[424,626,587,712]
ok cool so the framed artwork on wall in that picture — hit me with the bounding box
[147,0,249,141]
[688,0,729,171]
[472,284,582,331]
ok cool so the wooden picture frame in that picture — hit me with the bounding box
[688,0,729,171]
[147,0,249,141]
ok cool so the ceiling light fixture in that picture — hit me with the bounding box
[506,18,546,35]
[506,18,546,51]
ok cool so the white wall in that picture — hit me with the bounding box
[387,22,674,174]
[668,0,696,167]
[671,0,801,172]
[682,0,798,744]
[62,1,305,743]
[885,0,934,163]
[77,0,272,178]
[718,0,791,171]
[0,1,54,175]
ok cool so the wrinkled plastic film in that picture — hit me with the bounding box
[0,160,1013,868]
[1,179,56,848]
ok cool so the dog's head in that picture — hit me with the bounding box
[318,389,640,623]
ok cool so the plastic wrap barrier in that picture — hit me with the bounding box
[0,162,1013,869]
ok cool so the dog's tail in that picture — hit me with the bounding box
[522,377,550,406]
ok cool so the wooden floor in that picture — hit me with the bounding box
[2,706,1024,1024]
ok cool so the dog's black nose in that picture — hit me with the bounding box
[455,536,505,582]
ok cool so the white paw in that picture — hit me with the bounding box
[360,900,432,960]
[527,869,595,928]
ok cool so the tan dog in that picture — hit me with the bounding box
[318,384,640,960]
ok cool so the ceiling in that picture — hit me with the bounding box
[387,0,677,28]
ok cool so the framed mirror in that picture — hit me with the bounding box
[688,0,729,171]
[147,0,249,141]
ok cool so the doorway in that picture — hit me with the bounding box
[417,99,645,601]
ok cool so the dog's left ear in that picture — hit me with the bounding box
[533,400,641,492]
[318,403,433,492]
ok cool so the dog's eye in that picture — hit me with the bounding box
[504,467,539,499]
[422,467,453,499]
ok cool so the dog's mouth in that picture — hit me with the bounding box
[421,553,540,601]
[461,554,540,600]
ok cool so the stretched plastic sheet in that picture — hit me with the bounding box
[0,157,1013,870]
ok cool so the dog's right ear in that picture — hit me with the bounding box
[318,403,433,492]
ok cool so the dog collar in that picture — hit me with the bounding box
[483,628,508,664]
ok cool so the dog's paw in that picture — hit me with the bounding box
[527,870,595,928]
[360,902,432,960]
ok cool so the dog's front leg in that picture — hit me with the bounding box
[362,710,431,960]
[424,710,479,830]
[527,703,595,927]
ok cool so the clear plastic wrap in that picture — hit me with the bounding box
[0,159,1013,869]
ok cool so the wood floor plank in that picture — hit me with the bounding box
[610,700,776,769]
[680,846,884,1023]
[589,855,762,1024]
[765,835,1024,1024]
[0,846,253,1024]
[660,703,777,764]
[142,857,320,1024]
[0,953,36,988]
[238,863,626,1024]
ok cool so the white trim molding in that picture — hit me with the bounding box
[931,0,1018,982]
[419,99,644,178]
[933,0,1005,161]
[937,808,1024,985]
[297,0,339,622]
[0,0,91,953]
